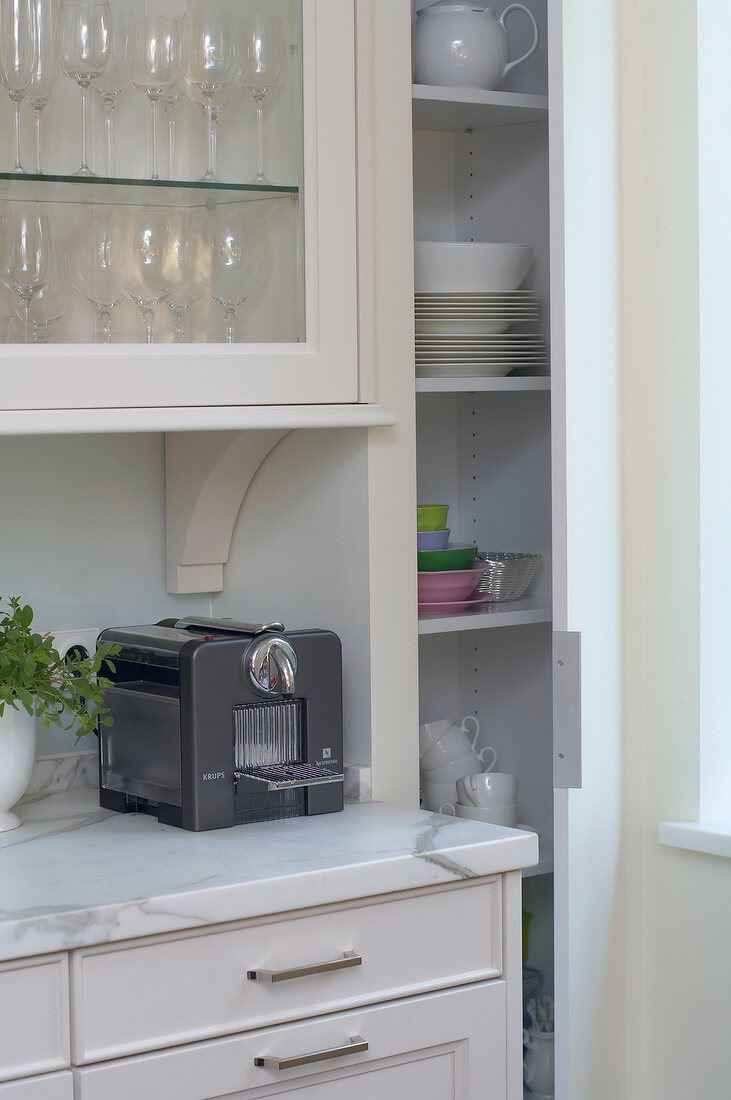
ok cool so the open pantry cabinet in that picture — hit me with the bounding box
[410,1,624,1097]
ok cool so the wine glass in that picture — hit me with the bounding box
[66,212,124,342]
[0,211,52,343]
[209,211,270,343]
[165,215,211,342]
[130,15,179,182]
[107,207,173,343]
[16,244,71,342]
[235,15,285,185]
[162,86,180,180]
[92,9,132,177]
[29,0,59,175]
[180,12,234,182]
[0,0,38,175]
[56,0,112,176]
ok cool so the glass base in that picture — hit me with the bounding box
[73,166,97,177]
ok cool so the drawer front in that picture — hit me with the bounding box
[74,980,506,1100]
[0,955,69,1082]
[72,879,502,1063]
[0,1073,73,1099]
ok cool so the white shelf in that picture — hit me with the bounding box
[412,86,549,132]
[418,597,552,635]
[522,835,554,879]
[0,403,397,437]
[416,377,551,393]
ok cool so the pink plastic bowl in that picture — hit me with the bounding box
[418,565,485,604]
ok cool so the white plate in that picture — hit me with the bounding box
[418,594,496,612]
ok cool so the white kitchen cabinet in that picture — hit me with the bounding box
[0,1074,73,1099]
[0,0,382,427]
[0,954,69,1083]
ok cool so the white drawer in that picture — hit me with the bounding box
[0,1073,73,1099]
[74,980,506,1100]
[0,955,69,1082]
[71,879,502,1063]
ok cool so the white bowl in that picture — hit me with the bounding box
[414,242,534,294]
[455,802,518,826]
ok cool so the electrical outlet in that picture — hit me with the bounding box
[51,628,101,663]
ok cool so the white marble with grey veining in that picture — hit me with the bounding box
[21,751,98,800]
[0,787,538,963]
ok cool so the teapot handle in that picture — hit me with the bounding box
[498,4,540,78]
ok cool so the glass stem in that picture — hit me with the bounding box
[173,306,188,343]
[254,94,266,183]
[141,306,155,344]
[168,101,176,180]
[79,80,91,173]
[148,93,160,180]
[204,102,217,180]
[224,306,236,343]
[33,105,43,174]
[11,97,23,173]
[104,100,114,177]
[99,307,112,344]
[22,297,30,344]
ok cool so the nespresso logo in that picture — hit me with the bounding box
[202,771,226,782]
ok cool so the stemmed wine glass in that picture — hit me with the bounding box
[92,9,132,177]
[235,15,285,185]
[162,86,179,180]
[130,15,179,182]
[107,207,173,343]
[66,212,124,342]
[180,12,234,182]
[0,211,52,343]
[0,0,38,175]
[56,0,112,176]
[29,0,59,175]
[165,215,211,342]
[16,244,71,342]
[209,211,270,343]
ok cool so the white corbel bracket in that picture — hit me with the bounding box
[165,430,289,594]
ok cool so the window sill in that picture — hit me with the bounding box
[658,818,731,859]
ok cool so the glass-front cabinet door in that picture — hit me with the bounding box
[0,0,360,414]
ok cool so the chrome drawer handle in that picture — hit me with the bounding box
[254,1035,368,1071]
[247,950,362,984]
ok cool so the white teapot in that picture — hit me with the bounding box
[413,1,539,91]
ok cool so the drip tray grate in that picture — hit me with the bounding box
[236,763,344,791]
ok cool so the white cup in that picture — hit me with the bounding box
[421,779,458,812]
[421,745,494,784]
[456,771,518,808]
[418,718,454,757]
[523,1029,554,1096]
[419,715,493,771]
[455,802,518,826]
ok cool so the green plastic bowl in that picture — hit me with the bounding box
[417,504,449,531]
[417,543,477,572]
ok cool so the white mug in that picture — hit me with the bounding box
[421,779,458,812]
[420,716,495,771]
[421,745,496,784]
[523,1028,554,1096]
[456,802,518,826]
[456,770,518,807]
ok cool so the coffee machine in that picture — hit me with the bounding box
[96,616,343,831]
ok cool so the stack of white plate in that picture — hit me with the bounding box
[414,291,546,377]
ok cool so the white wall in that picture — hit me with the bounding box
[619,1,731,1098]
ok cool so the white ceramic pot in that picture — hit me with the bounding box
[523,1028,554,1097]
[413,1,539,92]
[0,704,36,831]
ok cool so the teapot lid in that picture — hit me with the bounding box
[418,1,492,14]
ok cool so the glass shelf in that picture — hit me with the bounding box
[0,172,298,209]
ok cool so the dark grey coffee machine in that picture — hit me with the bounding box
[97,617,343,831]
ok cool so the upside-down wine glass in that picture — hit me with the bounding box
[0,211,52,343]
[107,207,173,343]
[92,9,131,177]
[164,214,211,342]
[15,244,71,341]
[131,15,179,181]
[56,0,112,175]
[0,0,38,174]
[209,210,270,343]
[66,212,124,342]
[235,15,285,185]
[180,12,233,182]
[29,0,59,175]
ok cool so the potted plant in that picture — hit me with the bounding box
[0,596,118,832]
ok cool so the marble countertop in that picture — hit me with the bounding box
[0,788,538,962]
